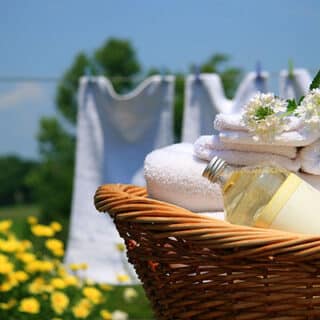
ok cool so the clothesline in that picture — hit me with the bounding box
[0,68,318,84]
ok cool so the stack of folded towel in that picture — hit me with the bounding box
[194,113,320,174]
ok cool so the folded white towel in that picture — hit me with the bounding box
[214,113,302,132]
[299,139,320,175]
[195,148,301,172]
[144,143,223,212]
[219,129,320,147]
[194,135,297,159]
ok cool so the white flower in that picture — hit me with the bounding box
[112,310,128,320]
[123,287,138,302]
[296,89,320,130]
[241,93,289,141]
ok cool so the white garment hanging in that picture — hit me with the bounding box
[231,71,269,113]
[279,69,312,100]
[181,72,269,143]
[65,75,175,284]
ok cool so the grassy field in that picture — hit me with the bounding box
[0,204,154,319]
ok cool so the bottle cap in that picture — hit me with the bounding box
[202,156,227,182]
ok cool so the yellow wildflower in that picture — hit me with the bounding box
[50,221,62,232]
[28,277,45,294]
[100,283,113,291]
[0,239,20,252]
[16,252,36,263]
[83,286,103,304]
[19,297,40,314]
[0,220,12,233]
[27,216,38,224]
[51,291,69,315]
[0,281,13,292]
[64,275,79,286]
[11,270,29,282]
[101,309,112,320]
[116,274,130,283]
[26,260,54,273]
[116,243,125,252]
[0,261,14,274]
[31,224,55,237]
[0,298,16,310]
[51,278,66,289]
[0,253,8,263]
[20,240,32,251]
[69,263,88,271]
[72,299,91,318]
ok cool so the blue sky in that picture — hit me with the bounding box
[0,0,319,159]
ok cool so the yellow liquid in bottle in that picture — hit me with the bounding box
[223,166,289,226]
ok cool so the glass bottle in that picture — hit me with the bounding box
[202,156,320,235]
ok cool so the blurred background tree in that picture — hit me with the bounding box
[26,37,242,224]
[0,155,38,206]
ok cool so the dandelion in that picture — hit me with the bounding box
[0,299,16,310]
[11,270,29,282]
[123,287,138,302]
[0,261,14,274]
[83,286,103,304]
[241,93,289,141]
[31,224,55,237]
[19,297,40,314]
[296,88,320,129]
[51,291,69,315]
[27,216,38,225]
[72,299,91,319]
[0,220,12,233]
[50,221,62,232]
[116,274,130,283]
[101,309,112,320]
[69,263,88,271]
[51,278,66,289]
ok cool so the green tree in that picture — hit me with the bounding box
[28,38,141,220]
[0,155,38,206]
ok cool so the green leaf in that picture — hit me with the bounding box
[254,106,274,120]
[298,95,305,104]
[309,69,320,90]
[286,99,297,113]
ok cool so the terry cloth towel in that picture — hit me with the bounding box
[181,74,232,142]
[279,69,312,100]
[231,71,269,113]
[219,129,320,147]
[181,72,269,142]
[300,139,320,175]
[195,147,301,172]
[214,113,302,133]
[65,75,175,284]
[144,143,224,212]
[194,135,298,159]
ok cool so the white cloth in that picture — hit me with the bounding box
[182,74,232,142]
[300,139,320,175]
[194,135,297,159]
[65,75,175,283]
[144,143,224,212]
[214,113,302,133]
[182,72,269,143]
[232,71,269,113]
[195,148,301,172]
[279,69,312,100]
[219,129,320,147]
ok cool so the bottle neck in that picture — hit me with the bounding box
[215,165,233,188]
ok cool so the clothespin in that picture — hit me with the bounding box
[160,67,167,82]
[194,64,201,83]
[255,61,264,91]
[288,59,294,81]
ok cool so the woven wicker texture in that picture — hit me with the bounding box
[94,184,320,320]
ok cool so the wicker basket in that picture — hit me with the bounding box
[94,184,320,320]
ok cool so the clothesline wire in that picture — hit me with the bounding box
[0,68,318,84]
